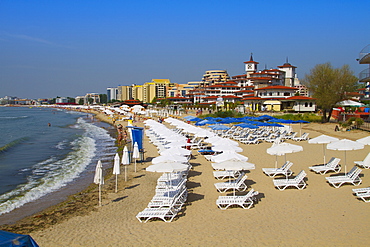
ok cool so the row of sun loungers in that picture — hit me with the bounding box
[216,126,309,145]
[136,171,188,223]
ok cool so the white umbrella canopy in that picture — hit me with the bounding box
[152,153,189,164]
[267,143,303,168]
[211,138,239,147]
[327,139,364,173]
[146,162,189,173]
[357,136,370,145]
[94,160,104,206]
[212,159,255,171]
[212,144,243,153]
[160,146,191,156]
[308,134,339,165]
[210,151,248,163]
[122,146,130,181]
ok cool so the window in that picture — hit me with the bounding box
[305,102,308,107]
[309,102,313,107]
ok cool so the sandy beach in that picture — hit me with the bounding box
[2,112,370,246]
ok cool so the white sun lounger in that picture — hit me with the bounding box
[214,174,248,193]
[216,188,259,210]
[354,152,370,169]
[309,157,341,175]
[273,170,307,191]
[292,132,309,141]
[136,205,180,223]
[325,166,362,188]
[262,161,293,178]
[352,186,370,202]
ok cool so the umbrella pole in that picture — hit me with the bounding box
[344,151,347,174]
[125,166,127,182]
[115,174,118,193]
[98,184,102,207]
[275,156,278,169]
[323,144,326,165]
[134,159,137,173]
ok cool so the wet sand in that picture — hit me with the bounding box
[2,112,370,246]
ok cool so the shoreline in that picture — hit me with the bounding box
[0,109,122,232]
[2,111,370,246]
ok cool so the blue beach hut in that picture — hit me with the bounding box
[0,230,39,247]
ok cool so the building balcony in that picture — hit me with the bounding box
[359,68,370,82]
[359,44,370,64]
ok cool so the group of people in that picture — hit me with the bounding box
[117,124,128,145]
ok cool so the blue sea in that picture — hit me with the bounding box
[0,106,116,221]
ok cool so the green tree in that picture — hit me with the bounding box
[99,94,107,104]
[78,98,84,105]
[302,63,358,122]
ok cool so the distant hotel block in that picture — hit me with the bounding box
[358,44,370,99]
[106,55,315,112]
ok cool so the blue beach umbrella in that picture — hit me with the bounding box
[208,124,230,130]
[234,123,259,129]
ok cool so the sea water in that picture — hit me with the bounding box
[0,106,116,218]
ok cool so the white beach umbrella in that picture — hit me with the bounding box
[146,162,189,173]
[212,159,255,171]
[212,159,255,195]
[152,153,188,164]
[113,153,120,193]
[94,160,104,206]
[327,139,364,173]
[132,142,140,172]
[122,146,130,181]
[160,146,191,156]
[211,151,249,163]
[308,134,339,165]
[212,144,243,153]
[357,136,370,145]
[267,143,303,168]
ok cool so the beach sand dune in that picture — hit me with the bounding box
[28,118,370,246]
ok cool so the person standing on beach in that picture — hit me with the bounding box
[117,124,123,145]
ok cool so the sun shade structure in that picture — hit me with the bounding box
[327,139,364,173]
[267,143,303,168]
[308,134,339,165]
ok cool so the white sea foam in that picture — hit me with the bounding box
[0,117,115,215]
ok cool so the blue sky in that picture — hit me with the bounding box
[1,0,369,99]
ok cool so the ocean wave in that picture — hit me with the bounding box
[0,116,115,215]
[0,116,28,120]
[0,137,29,153]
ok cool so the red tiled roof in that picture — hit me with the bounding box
[244,60,259,64]
[222,95,242,99]
[255,85,297,90]
[278,63,297,68]
[241,97,262,100]
[357,88,366,91]
[285,96,316,100]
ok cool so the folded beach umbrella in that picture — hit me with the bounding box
[132,142,140,172]
[308,134,339,165]
[327,139,364,173]
[122,146,130,181]
[113,153,120,193]
[94,160,104,206]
